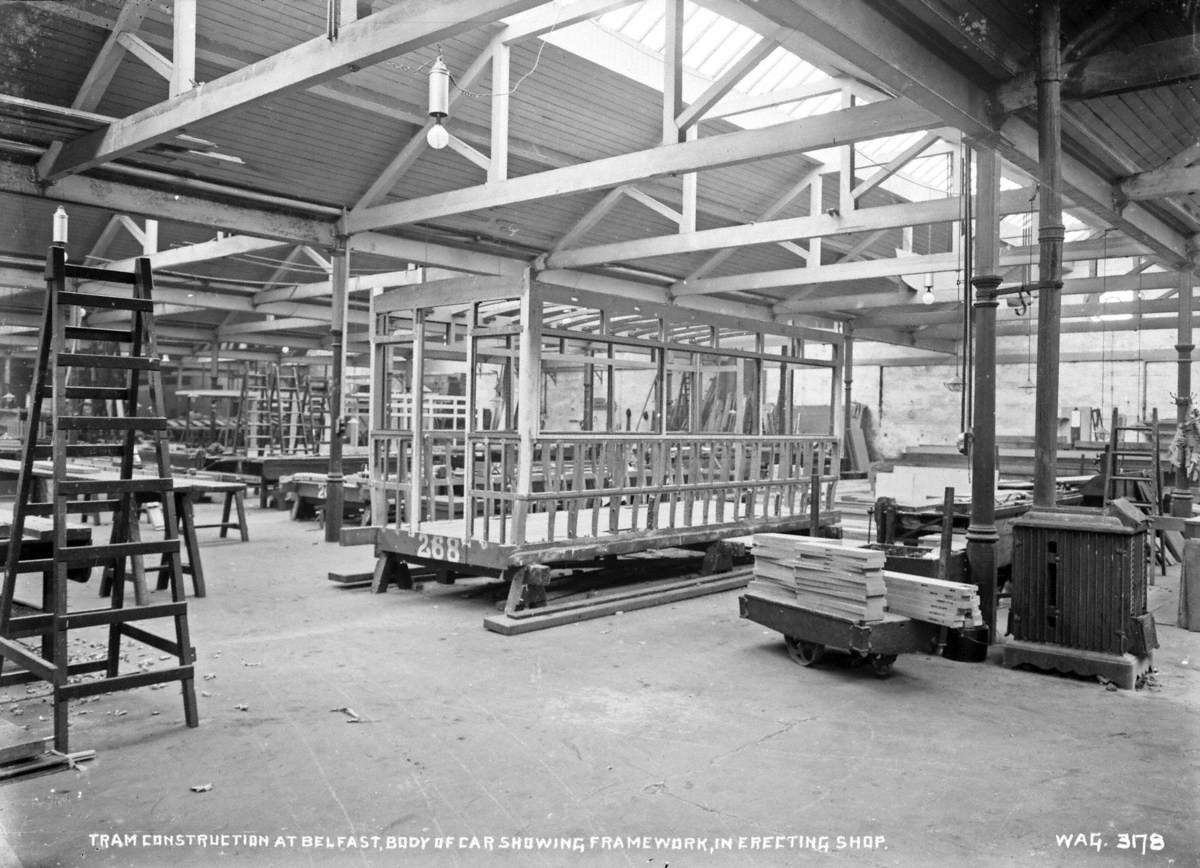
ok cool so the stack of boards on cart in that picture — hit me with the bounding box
[882,571,983,628]
[750,535,982,629]
[750,535,886,621]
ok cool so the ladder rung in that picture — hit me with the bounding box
[59,540,179,567]
[57,353,159,370]
[11,558,54,573]
[59,666,193,701]
[58,291,150,311]
[62,601,187,630]
[57,478,173,495]
[64,326,134,343]
[58,416,167,431]
[31,443,128,458]
[63,264,138,285]
[23,499,122,515]
[1111,474,1151,481]
[61,386,130,400]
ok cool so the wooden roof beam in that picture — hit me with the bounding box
[550,186,630,252]
[686,166,820,280]
[0,156,335,244]
[105,234,287,271]
[345,99,938,232]
[546,186,1034,271]
[739,0,1191,266]
[736,239,1153,307]
[996,36,1200,114]
[778,269,1179,317]
[675,31,783,132]
[849,129,949,200]
[41,0,546,181]
[252,267,462,305]
[34,0,155,179]
[116,32,173,81]
[1119,166,1200,202]
[706,78,856,121]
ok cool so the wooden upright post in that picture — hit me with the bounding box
[170,0,196,98]
[1033,0,1065,508]
[324,240,347,542]
[512,271,540,544]
[409,307,427,532]
[968,145,1002,642]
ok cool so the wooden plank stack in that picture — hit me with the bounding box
[883,570,983,628]
[751,534,886,622]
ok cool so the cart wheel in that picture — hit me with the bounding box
[784,635,825,667]
[870,654,897,678]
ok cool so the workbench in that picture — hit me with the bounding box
[201,453,368,508]
[0,460,248,599]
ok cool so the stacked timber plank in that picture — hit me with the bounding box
[750,535,886,622]
[883,571,983,628]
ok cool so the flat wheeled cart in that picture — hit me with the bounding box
[740,590,943,677]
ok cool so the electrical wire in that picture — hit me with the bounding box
[450,2,564,100]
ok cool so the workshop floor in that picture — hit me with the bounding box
[2,501,1198,867]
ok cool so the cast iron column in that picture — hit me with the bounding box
[968,145,1001,642]
[1033,0,1065,507]
[843,323,854,470]
[324,238,348,542]
[1174,263,1196,516]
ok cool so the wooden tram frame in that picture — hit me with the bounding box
[364,272,846,613]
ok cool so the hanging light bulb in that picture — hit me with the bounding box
[52,205,69,246]
[426,121,449,150]
[922,283,935,305]
[426,56,450,150]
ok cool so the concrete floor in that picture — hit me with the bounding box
[2,500,1199,867]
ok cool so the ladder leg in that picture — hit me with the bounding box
[52,563,70,752]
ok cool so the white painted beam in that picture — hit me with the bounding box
[105,234,286,271]
[1,157,336,244]
[741,0,1191,266]
[675,32,781,131]
[687,166,820,280]
[500,0,640,43]
[550,186,629,252]
[624,186,683,225]
[489,40,510,183]
[346,100,938,232]
[1120,166,1200,201]
[693,239,1154,303]
[849,129,945,199]
[252,268,458,305]
[348,232,524,276]
[219,317,318,336]
[352,35,503,210]
[34,0,155,179]
[117,32,173,81]
[42,0,545,181]
[447,134,492,173]
[545,187,1035,270]
[663,0,684,145]
[170,0,197,97]
[707,78,850,120]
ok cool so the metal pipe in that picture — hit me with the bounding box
[324,240,348,542]
[1173,263,1195,516]
[1033,0,1065,507]
[968,145,1002,643]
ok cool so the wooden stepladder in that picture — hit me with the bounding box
[0,245,199,752]
[1105,407,1165,572]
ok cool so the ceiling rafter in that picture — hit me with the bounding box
[40,0,546,181]
[345,99,938,232]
